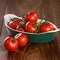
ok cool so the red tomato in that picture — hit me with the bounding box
[14,33,28,47]
[25,21,37,33]
[25,11,38,22]
[12,18,20,23]
[4,36,18,51]
[40,22,56,32]
[8,18,20,29]
[16,25,24,32]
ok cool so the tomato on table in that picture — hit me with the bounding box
[14,33,28,47]
[4,36,18,51]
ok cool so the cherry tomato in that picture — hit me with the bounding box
[40,22,56,32]
[16,25,24,32]
[12,18,20,23]
[24,11,38,22]
[14,33,28,47]
[4,36,18,51]
[25,21,37,33]
[8,18,20,29]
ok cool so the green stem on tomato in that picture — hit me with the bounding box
[41,16,48,26]
[44,20,48,26]
[40,15,45,23]
[33,23,37,28]
[36,16,45,32]
[18,22,24,27]
[36,25,40,33]
[12,38,16,42]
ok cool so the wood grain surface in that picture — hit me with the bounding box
[0,0,6,35]
[0,0,60,60]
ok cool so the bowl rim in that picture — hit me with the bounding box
[4,14,60,35]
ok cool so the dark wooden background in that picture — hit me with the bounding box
[0,0,60,60]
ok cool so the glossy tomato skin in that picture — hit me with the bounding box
[4,36,18,51]
[14,33,28,47]
[40,22,55,32]
[16,25,24,32]
[25,21,37,33]
[25,11,38,22]
[12,18,20,23]
[8,18,20,29]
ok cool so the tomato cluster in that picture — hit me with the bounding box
[8,18,25,32]
[4,11,56,51]
[8,11,55,33]
[4,33,28,51]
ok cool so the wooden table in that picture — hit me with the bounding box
[0,0,60,60]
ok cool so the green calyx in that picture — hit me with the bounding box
[40,16,48,25]
[44,20,48,26]
[36,25,40,33]
[12,38,16,42]
[10,17,16,21]
[36,16,46,33]
[38,16,46,25]
[33,23,38,28]
[18,18,25,27]
[19,23,24,27]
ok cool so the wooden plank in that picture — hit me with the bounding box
[0,0,6,35]
[49,0,60,48]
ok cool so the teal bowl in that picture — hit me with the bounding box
[4,14,60,43]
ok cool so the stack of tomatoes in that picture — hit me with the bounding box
[4,11,56,51]
[8,11,55,33]
[4,33,28,51]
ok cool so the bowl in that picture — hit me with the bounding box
[4,14,60,43]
